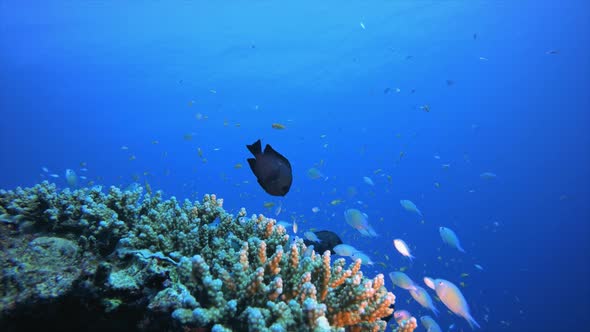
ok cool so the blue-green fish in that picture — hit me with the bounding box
[433,279,480,329]
[351,251,374,265]
[480,172,497,180]
[388,271,417,291]
[65,169,78,188]
[439,226,465,253]
[303,231,321,243]
[333,244,358,257]
[363,176,374,186]
[307,167,326,180]
[420,315,442,332]
[400,199,422,217]
[344,209,378,237]
[410,286,439,316]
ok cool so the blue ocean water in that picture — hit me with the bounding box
[1,1,589,331]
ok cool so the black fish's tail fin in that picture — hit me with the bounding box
[247,139,262,156]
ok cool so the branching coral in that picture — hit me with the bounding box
[181,211,395,331]
[0,182,397,331]
[394,317,418,332]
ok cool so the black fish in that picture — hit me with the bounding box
[246,139,293,196]
[381,304,396,323]
[302,230,343,255]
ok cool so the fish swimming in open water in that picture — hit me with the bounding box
[303,231,322,243]
[393,239,415,261]
[344,209,378,237]
[400,199,423,217]
[65,169,78,188]
[409,286,439,316]
[388,271,417,291]
[433,278,480,329]
[333,244,359,257]
[246,139,292,196]
[351,251,374,265]
[439,226,466,253]
[420,315,442,332]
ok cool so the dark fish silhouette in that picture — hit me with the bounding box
[302,230,343,255]
[246,139,292,196]
[381,304,396,323]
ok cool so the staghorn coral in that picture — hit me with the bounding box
[0,182,396,331]
[393,317,418,332]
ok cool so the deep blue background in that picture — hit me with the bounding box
[1,1,589,331]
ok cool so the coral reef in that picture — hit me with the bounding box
[0,182,410,331]
[394,317,418,332]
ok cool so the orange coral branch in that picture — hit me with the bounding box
[319,251,331,301]
[289,243,299,269]
[239,242,249,271]
[266,245,283,276]
[264,218,276,238]
[258,241,267,264]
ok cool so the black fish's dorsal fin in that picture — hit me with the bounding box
[264,144,292,169]
[263,144,274,155]
[247,139,262,156]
